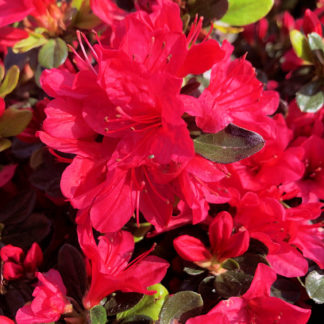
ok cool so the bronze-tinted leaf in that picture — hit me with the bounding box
[194,124,264,164]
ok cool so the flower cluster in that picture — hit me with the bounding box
[0,0,323,323]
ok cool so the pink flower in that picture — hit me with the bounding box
[174,211,249,274]
[16,269,72,324]
[189,263,311,324]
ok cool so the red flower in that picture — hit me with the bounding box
[0,316,14,324]
[233,192,309,277]
[191,263,311,324]
[174,211,249,274]
[0,243,43,280]
[295,135,324,201]
[77,217,169,309]
[0,0,33,27]
[172,155,231,224]
[15,269,72,324]
[189,40,278,133]
[223,114,305,193]
[303,9,322,36]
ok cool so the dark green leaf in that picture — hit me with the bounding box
[234,252,268,275]
[296,81,324,113]
[159,291,203,324]
[90,305,107,324]
[58,244,87,305]
[120,315,153,324]
[117,284,168,321]
[271,277,301,304]
[305,270,324,304]
[38,38,68,69]
[214,270,252,298]
[194,124,264,164]
[188,0,228,25]
[2,212,51,249]
[0,190,36,225]
[105,292,143,316]
[220,0,274,26]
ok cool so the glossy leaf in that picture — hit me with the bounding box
[290,29,313,62]
[90,305,107,324]
[214,270,253,298]
[159,291,203,324]
[194,124,264,163]
[0,107,32,137]
[296,81,324,113]
[188,0,228,25]
[38,38,68,69]
[220,0,273,26]
[0,65,20,98]
[117,284,168,321]
[271,278,301,304]
[305,270,324,304]
[308,32,324,52]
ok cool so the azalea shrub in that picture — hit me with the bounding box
[1,0,324,323]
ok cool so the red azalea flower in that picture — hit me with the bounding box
[0,0,33,27]
[77,217,169,309]
[0,243,43,280]
[295,135,324,201]
[191,263,311,324]
[188,40,278,133]
[223,114,305,193]
[303,9,322,36]
[174,211,249,274]
[233,192,309,277]
[15,269,72,324]
[0,316,14,324]
[91,0,128,25]
[172,155,231,224]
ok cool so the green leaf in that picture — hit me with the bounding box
[296,81,324,113]
[194,124,264,164]
[290,29,313,62]
[271,278,301,304]
[13,32,48,54]
[90,305,107,324]
[188,0,229,25]
[120,315,153,324]
[159,291,203,324]
[308,32,324,52]
[305,270,324,304]
[38,38,68,69]
[214,270,253,298]
[72,0,85,9]
[117,284,168,321]
[0,64,4,82]
[0,107,32,137]
[105,292,143,316]
[0,65,20,98]
[220,0,274,26]
[0,138,11,152]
